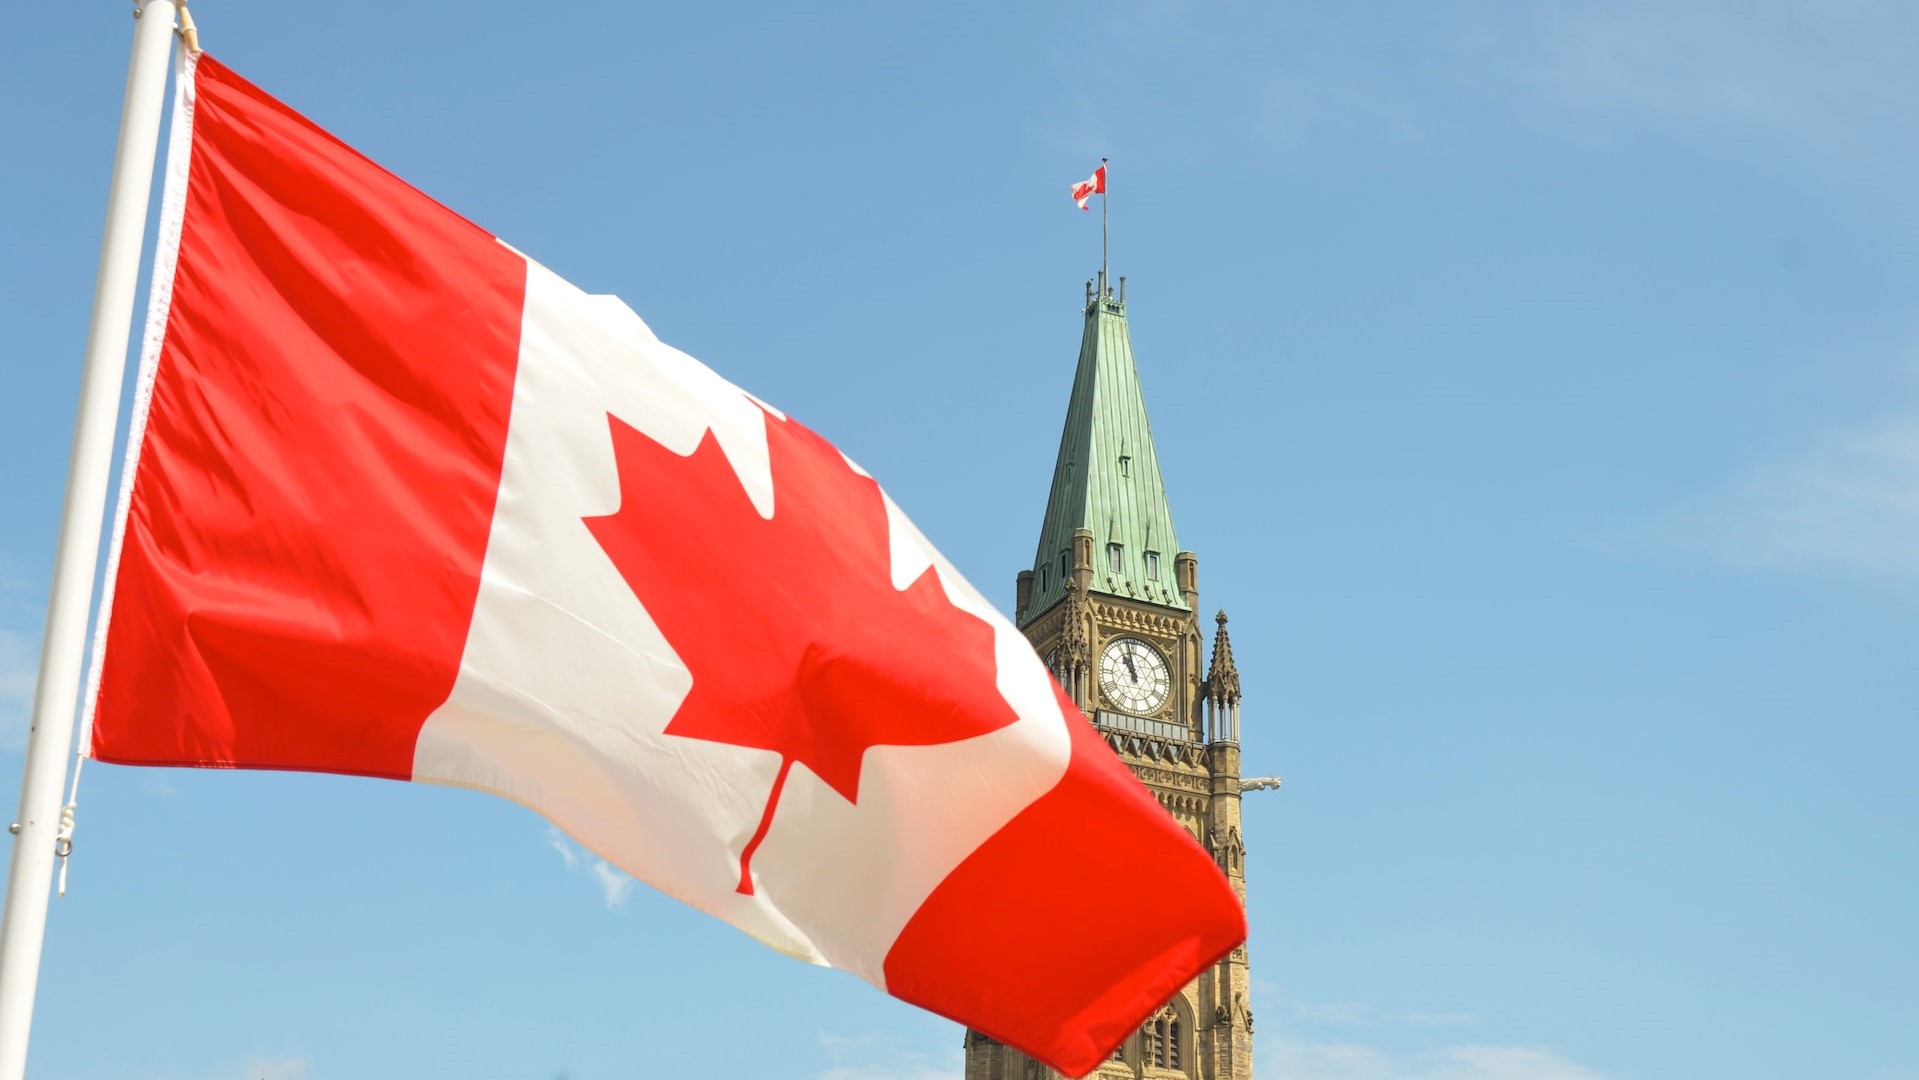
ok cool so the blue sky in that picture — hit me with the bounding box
[3,2,1917,1079]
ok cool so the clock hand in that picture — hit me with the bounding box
[1123,651,1138,682]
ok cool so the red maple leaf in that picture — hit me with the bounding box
[584,405,1019,895]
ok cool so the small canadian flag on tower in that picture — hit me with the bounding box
[1071,162,1107,209]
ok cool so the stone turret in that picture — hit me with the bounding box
[1203,610,1253,1074]
[1206,610,1242,744]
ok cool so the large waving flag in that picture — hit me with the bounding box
[83,52,1243,1077]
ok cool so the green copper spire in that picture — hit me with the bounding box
[1021,285,1187,625]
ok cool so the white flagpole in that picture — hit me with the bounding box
[0,3,180,1076]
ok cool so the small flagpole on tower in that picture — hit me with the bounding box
[0,3,183,1077]
[1101,157,1109,297]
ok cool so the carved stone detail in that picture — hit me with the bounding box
[1101,731,1214,771]
[1088,600,1187,640]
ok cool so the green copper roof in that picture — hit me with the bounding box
[1023,294,1187,623]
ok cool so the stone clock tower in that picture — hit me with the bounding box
[963,276,1255,1080]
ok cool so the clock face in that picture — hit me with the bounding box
[1099,637,1171,714]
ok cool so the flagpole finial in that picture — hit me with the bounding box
[176,0,200,54]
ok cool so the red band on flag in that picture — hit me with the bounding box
[884,685,1245,1076]
[1070,164,1107,210]
[89,55,527,777]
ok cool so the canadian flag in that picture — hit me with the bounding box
[1071,164,1106,210]
[83,53,1242,1077]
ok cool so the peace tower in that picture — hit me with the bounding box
[963,275,1257,1080]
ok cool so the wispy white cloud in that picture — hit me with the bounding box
[543,825,634,910]
[1517,0,1919,161]
[1265,1037,1609,1080]
[0,625,37,748]
[1209,0,1919,194]
[544,824,580,871]
[239,1058,311,1080]
[0,563,41,748]
[197,1057,311,1080]
[137,1053,313,1080]
[1259,988,1592,1080]
[589,858,634,909]
[815,1033,962,1080]
[1652,412,1919,585]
